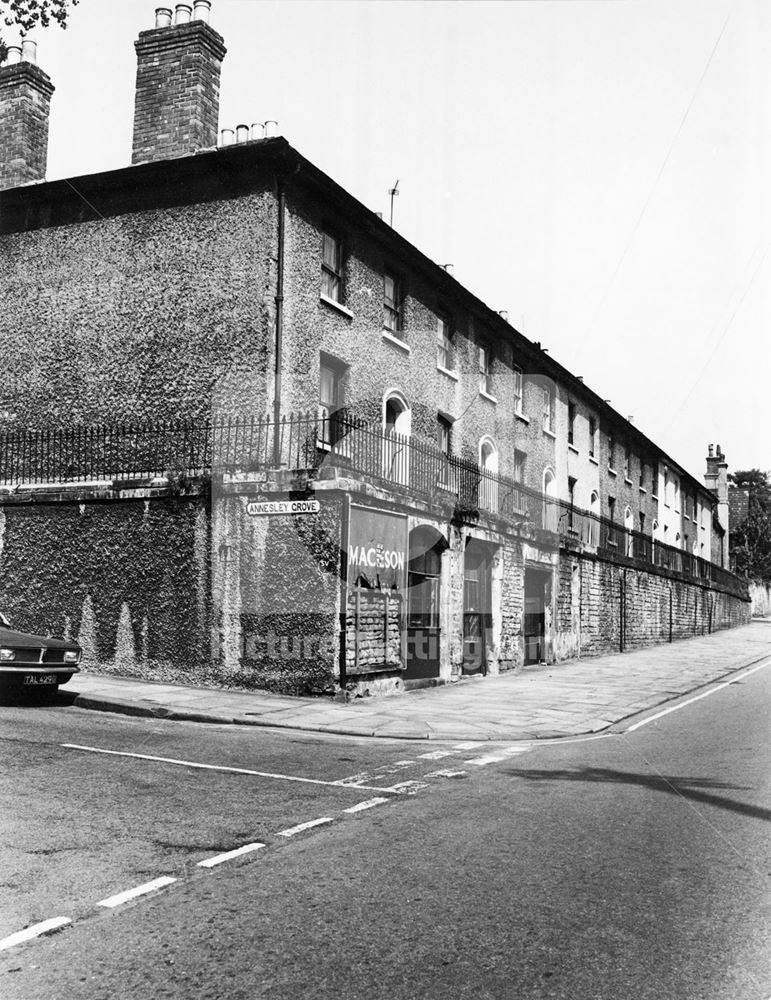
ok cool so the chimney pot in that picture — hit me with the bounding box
[154,7,173,28]
[220,128,234,146]
[236,124,249,143]
[250,122,265,141]
[264,119,278,137]
[20,39,37,64]
[5,46,22,64]
[174,3,192,24]
[193,0,212,23]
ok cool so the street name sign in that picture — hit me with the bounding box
[246,498,320,516]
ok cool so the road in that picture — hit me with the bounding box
[1,662,769,1000]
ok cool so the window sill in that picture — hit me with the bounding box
[568,444,579,455]
[320,293,354,319]
[639,486,647,494]
[514,410,529,425]
[652,495,659,502]
[479,389,498,404]
[608,467,617,477]
[382,330,410,353]
[589,456,599,466]
[625,478,633,486]
[436,363,459,382]
[543,429,557,440]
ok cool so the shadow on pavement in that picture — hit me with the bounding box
[506,766,771,823]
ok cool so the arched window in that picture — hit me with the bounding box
[542,467,557,532]
[382,391,410,485]
[624,506,634,556]
[479,437,498,512]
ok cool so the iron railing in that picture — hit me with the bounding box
[0,412,742,592]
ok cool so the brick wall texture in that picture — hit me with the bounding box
[0,63,54,190]
[132,22,226,164]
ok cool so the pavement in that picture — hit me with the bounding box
[65,620,771,741]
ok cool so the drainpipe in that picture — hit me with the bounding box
[669,586,673,643]
[272,178,286,468]
[619,570,625,653]
[338,495,351,694]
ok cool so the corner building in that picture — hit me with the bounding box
[0,6,749,697]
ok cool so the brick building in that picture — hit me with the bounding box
[0,5,750,696]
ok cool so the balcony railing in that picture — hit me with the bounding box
[0,412,743,593]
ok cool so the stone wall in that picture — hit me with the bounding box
[749,580,771,617]
[552,550,751,661]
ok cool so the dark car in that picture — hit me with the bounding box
[0,612,81,692]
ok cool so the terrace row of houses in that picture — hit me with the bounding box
[0,4,745,696]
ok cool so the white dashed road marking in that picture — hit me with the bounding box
[343,798,390,814]
[465,755,506,766]
[417,750,455,760]
[453,742,483,750]
[424,769,467,779]
[96,876,177,909]
[498,746,532,756]
[0,917,71,952]
[198,843,266,868]
[278,818,334,838]
[385,780,428,794]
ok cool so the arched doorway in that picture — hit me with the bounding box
[382,391,410,485]
[405,525,445,681]
[479,437,498,512]
[542,467,557,532]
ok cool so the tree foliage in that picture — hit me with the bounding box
[729,469,771,581]
[0,1,79,62]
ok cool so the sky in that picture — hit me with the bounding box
[11,0,770,483]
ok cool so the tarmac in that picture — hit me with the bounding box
[66,620,771,742]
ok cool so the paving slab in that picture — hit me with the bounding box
[63,622,771,741]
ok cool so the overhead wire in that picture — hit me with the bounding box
[579,9,732,341]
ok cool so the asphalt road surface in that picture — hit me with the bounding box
[1,662,769,1000]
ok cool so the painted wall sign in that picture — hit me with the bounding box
[348,505,408,592]
[246,498,320,516]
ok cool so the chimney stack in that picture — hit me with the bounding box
[0,41,55,190]
[132,3,226,165]
[705,442,730,567]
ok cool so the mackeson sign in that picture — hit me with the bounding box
[348,505,408,592]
